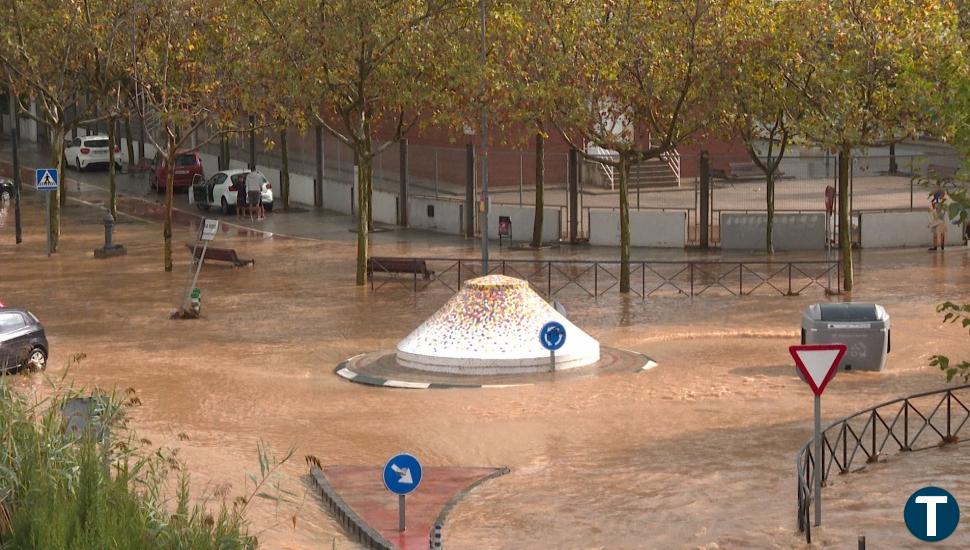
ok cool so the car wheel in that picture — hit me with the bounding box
[221,196,230,215]
[75,157,83,172]
[263,202,274,212]
[25,347,47,372]
[0,189,11,202]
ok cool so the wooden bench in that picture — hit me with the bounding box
[185,244,254,267]
[367,257,434,290]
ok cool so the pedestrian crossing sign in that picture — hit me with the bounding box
[35,169,58,191]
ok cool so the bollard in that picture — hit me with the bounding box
[103,211,114,248]
[858,535,865,550]
[429,522,443,549]
[94,209,127,259]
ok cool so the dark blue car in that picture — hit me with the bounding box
[0,308,48,372]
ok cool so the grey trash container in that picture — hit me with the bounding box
[801,303,890,371]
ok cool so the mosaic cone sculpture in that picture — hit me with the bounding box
[396,275,601,374]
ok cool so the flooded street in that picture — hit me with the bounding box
[2,195,969,549]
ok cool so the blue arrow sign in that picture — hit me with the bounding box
[540,321,566,351]
[383,453,422,495]
[35,168,58,191]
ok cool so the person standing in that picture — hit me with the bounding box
[236,176,248,220]
[246,172,264,221]
[929,190,947,251]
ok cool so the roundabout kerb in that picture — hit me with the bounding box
[796,383,970,543]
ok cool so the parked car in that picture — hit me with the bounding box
[188,169,274,214]
[0,308,48,372]
[0,177,14,202]
[64,134,123,172]
[149,151,205,193]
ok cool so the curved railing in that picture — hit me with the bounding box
[796,384,970,543]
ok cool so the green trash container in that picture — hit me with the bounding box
[190,288,202,314]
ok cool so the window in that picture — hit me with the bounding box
[84,138,109,148]
[212,173,227,186]
[176,154,198,166]
[71,138,81,147]
[0,312,25,333]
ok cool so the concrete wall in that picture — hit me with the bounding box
[720,212,826,250]
[373,189,398,225]
[486,205,560,243]
[861,210,965,248]
[409,198,463,235]
[588,210,686,248]
[290,173,315,206]
[323,180,354,215]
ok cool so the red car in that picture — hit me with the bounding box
[149,151,205,193]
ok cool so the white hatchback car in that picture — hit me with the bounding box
[64,134,123,171]
[188,169,274,214]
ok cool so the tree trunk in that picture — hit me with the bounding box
[164,130,176,272]
[619,156,631,293]
[355,153,372,286]
[108,117,117,218]
[838,146,853,291]
[366,159,373,232]
[280,127,290,210]
[531,131,544,248]
[50,125,65,252]
[124,115,135,169]
[248,115,256,170]
[766,171,775,255]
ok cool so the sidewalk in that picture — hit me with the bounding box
[0,141,837,262]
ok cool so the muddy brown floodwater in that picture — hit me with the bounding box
[2,197,969,549]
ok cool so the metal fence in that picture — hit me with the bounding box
[368,257,839,298]
[795,384,970,543]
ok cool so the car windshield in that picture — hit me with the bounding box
[176,154,198,166]
[85,139,109,148]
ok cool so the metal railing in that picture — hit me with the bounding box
[796,384,970,543]
[368,257,839,298]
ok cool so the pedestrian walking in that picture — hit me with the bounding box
[928,190,947,251]
[246,172,264,221]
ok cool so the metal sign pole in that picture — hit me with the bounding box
[45,191,51,257]
[826,213,832,291]
[814,394,822,527]
[399,494,406,532]
[182,241,209,311]
[550,350,556,372]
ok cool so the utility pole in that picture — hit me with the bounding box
[479,0,489,272]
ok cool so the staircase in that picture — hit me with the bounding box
[585,147,681,189]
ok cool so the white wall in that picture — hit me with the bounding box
[720,213,826,250]
[409,198,463,235]
[290,173,315,206]
[373,189,398,225]
[486,205,560,243]
[861,210,965,248]
[588,210,686,248]
[323,180,354,215]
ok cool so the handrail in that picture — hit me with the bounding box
[369,257,839,299]
[795,384,970,543]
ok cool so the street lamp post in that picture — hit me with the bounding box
[479,0,489,273]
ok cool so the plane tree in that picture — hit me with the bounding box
[780,0,960,291]
[253,0,471,285]
[552,0,736,292]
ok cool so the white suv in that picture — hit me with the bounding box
[64,134,123,171]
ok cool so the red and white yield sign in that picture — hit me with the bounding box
[790,344,847,396]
